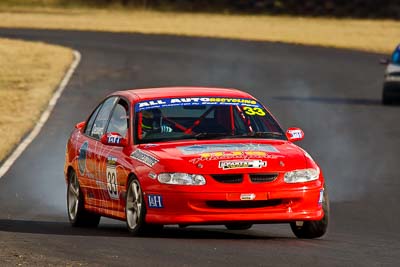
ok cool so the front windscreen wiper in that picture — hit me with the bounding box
[233,131,284,139]
[193,132,230,140]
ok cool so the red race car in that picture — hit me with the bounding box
[64,87,329,238]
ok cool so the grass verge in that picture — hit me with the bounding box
[0,38,73,162]
[0,7,399,54]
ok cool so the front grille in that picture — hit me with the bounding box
[211,174,243,184]
[206,199,282,209]
[250,173,278,183]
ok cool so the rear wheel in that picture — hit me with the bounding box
[225,223,253,230]
[67,170,100,227]
[290,187,329,239]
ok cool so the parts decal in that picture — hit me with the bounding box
[106,156,118,199]
[78,141,89,175]
[131,149,159,167]
[218,160,267,170]
[147,195,164,208]
[189,151,267,164]
[135,97,261,111]
[179,143,279,155]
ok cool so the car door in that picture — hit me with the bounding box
[96,98,131,214]
[81,96,119,209]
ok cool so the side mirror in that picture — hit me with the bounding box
[380,58,390,65]
[101,132,128,147]
[75,121,86,131]
[286,127,304,142]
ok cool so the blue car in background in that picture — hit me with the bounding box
[381,44,400,105]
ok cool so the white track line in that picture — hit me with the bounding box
[0,50,81,179]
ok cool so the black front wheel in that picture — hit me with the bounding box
[125,177,163,236]
[382,82,397,105]
[290,187,329,239]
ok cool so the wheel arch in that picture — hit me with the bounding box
[126,172,139,190]
[66,165,75,183]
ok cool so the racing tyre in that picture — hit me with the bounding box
[125,177,163,236]
[67,170,100,227]
[382,96,392,105]
[290,187,329,239]
[382,83,395,105]
[225,223,253,230]
[382,92,392,105]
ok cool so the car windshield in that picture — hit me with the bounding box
[135,97,285,143]
[392,45,400,65]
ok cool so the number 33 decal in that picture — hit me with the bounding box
[243,107,266,116]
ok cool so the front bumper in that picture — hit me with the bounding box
[143,185,324,225]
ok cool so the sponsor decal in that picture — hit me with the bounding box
[219,160,267,170]
[135,97,261,111]
[131,149,159,167]
[107,156,117,165]
[287,129,303,139]
[240,193,256,201]
[91,125,104,137]
[78,141,89,176]
[107,134,123,144]
[318,189,324,206]
[179,143,279,155]
[148,195,164,208]
[189,151,267,164]
[106,155,118,200]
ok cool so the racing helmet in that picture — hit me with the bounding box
[142,108,162,130]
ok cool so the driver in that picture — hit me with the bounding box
[392,44,400,65]
[141,108,173,137]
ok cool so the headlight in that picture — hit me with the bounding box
[284,168,319,183]
[157,173,206,185]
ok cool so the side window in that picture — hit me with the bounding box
[84,103,103,136]
[89,97,118,139]
[106,100,129,137]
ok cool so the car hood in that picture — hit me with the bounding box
[136,139,308,174]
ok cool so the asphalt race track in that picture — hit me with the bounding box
[0,29,399,266]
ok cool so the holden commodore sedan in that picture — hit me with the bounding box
[64,87,329,238]
[381,44,400,105]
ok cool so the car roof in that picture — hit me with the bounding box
[111,87,256,103]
